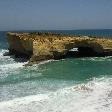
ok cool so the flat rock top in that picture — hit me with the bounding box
[7,32,70,37]
[7,32,112,41]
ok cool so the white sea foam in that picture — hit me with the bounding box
[0,62,26,69]
[0,49,28,78]
[38,59,55,65]
[0,77,112,112]
[0,49,112,112]
[0,49,15,65]
[0,94,49,112]
[0,49,7,57]
[35,59,60,66]
[0,62,27,78]
[0,49,10,58]
[0,49,28,64]
[80,57,112,61]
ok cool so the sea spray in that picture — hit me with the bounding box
[0,77,112,112]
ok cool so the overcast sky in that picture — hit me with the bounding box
[0,0,112,31]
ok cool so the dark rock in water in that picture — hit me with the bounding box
[7,32,112,65]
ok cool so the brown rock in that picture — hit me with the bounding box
[7,32,112,65]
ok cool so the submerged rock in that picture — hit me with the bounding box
[7,32,112,65]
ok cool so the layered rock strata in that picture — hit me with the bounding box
[7,32,112,64]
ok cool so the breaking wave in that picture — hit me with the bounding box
[0,77,112,112]
[0,49,27,79]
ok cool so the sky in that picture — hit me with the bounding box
[0,0,112,31]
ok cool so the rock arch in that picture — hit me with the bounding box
[7,32,112,65]
[65,40,104,57]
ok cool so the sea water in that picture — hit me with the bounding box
[0,30,112,112]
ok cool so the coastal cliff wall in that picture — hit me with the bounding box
[7,32,112,64]
[7,33,33,56]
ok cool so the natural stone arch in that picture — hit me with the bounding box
[7,32,112,65]
[74,40,104,53]
[65,40,104,57]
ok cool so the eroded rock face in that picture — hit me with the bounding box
[7,32,112,64]
[7,33,33,57]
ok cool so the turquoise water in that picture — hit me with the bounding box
[0,30,112,112]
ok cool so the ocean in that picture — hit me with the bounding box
[0,29,112,112]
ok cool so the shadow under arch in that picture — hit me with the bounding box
[65,40,104,57]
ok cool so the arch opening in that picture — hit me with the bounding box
[66,46,101,58]
[78,46,97,56]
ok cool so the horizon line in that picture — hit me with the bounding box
[1,28,112,32]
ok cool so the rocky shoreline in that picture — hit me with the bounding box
[7,32,112,65]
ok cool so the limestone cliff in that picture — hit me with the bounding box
[7,32,112,64]
[7,33,33,57]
